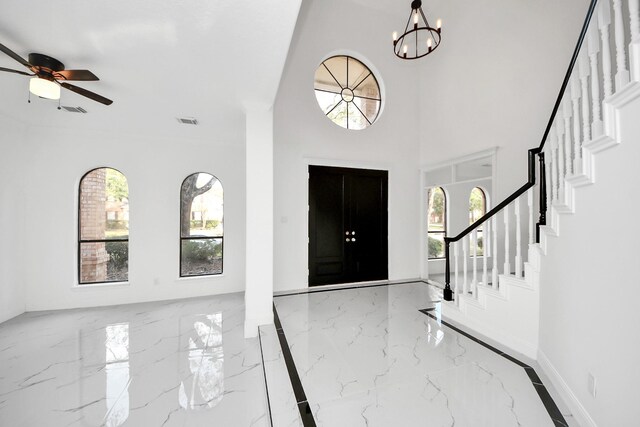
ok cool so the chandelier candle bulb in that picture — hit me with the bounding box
[427,38,433,48]
[393,31,398,41]
[414,12,419,24]
[437,19,442,29]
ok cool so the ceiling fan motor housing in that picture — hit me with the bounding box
[28,53,64,79]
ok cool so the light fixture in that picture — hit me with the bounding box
[29,77,60,100]
[392,0,442,60]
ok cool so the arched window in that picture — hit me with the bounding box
[469,187,487,255]
[427,187,446,259]
[79,168,129,284]
[314,55,382,130]
[180,173,223,277]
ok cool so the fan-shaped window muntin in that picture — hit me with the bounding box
[78,167,129,284]
[314,55,381,130]
[427,187,446,259]
[180,173,224,277]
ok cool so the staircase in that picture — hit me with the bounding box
[437,0,640,360]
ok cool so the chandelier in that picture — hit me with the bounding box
[393,0,442,60]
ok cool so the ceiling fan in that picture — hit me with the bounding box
[0,42,113,106]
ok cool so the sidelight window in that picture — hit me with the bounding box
[180,173,224,277]
[469,187,487,255]
[427,187,447,259]
[78,168,129,284]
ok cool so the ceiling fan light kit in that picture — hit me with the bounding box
[0,43,113,106]
[29,77,60,100]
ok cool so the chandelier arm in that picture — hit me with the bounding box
[420,8,430,28]
[325,99,343,117]
[351,101,372,126]
[352,72,372,92]
[396,11,414,55]
[322,63,344,90]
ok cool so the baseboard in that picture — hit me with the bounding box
[537,350,598,427]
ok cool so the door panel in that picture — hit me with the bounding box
[309,170,346,284]
[309,166,387,286]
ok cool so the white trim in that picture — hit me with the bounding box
[537,350,598,427]
[176,274,226,282]
[72,281,130,290]
[420,146,499,171]
[424,175,493,189]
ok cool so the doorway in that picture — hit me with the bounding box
[308,165,388,286]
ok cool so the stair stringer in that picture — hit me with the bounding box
[442,245,542,360]
[539,81,640,254]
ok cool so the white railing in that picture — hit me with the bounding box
[444,0,639,305]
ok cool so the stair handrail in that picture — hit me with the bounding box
[442,0,599,301]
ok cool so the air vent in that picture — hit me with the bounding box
[177,117,198,125]
[61,106,87,113]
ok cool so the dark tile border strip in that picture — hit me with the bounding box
[418,309,569,427]
[257,328,274,427]
[273,304,317,427]
[273,279,427,298]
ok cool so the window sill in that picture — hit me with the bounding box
[72,281,130,290]
[176,274,225,282]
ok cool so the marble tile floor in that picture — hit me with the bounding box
[0,281,576,427]
[0,293,270,427]
[272,282,574,427]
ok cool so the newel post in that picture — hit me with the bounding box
[536,151,547,243]
[444,239,453,301]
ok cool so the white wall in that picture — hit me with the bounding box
[0,114,27,323]
[419,0,590,201]
[538,97,640,425]
[273,0,422,291]
[21,124,247,312]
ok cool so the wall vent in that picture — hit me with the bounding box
[61,106,87,113]
[177,117,198,125]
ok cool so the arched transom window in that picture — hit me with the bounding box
[180,173,224,277]
[79,167,129,284]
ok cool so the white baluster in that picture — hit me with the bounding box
[482,223,488,287]
[528,187,534,245]
[492,216,498,288]
[503,205,510,275]
[472,229,478,296]
[579,49,591,148]
[454,241,459,305]
[630,0,640,81]
[563,97,573,178]
[463,234,468,296]
[556,118,565,203]
[613,0,630,89]
[599,0,614,98]
[588,22,604,137]
[570,74,582,175]
[514,198,522,278]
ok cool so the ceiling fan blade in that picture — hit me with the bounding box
[60,82,113,106]
[0,66,32,76]
[55,69,99,81]
[0,43,32,68]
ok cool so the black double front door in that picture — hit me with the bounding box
[308,165,388,286]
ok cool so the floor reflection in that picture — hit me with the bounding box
[179,313,224,410]
[104,323,130,427]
